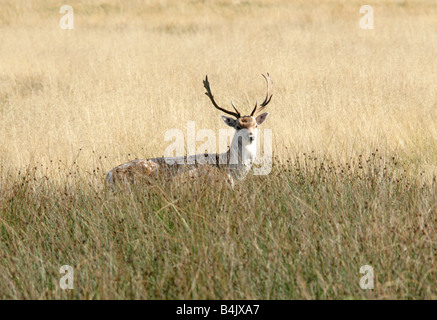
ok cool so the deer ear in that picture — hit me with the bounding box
[256,112,269,125]
[221,115,236,127]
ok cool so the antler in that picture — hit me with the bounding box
[203,75,240,118]
[250,73,273,116]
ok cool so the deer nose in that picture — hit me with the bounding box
[249,135,255,143]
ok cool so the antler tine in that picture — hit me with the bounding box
[203,75,240,118]
[231,101,240,115]
[250,100,258,116]
[255,73,273,114]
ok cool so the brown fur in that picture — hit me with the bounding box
[110,159,160,184]
[237,116,257,134]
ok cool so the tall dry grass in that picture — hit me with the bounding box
[0,0,436,299]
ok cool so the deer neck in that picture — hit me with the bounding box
[224,132,256,180]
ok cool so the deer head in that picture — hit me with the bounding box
[203,73,272,146]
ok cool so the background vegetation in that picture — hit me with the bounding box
[0,0,436,299]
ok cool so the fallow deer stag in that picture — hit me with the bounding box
[105,73,273,188]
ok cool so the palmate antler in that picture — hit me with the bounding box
[203,75,241,118]
[250,73,273,116]
[204,73,272,118]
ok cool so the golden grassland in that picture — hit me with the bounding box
[0,0,436,299]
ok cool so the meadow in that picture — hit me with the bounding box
[0,0,436,299]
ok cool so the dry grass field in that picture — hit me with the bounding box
[0,0,436,299]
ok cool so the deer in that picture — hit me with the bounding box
[105,73,273,188]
